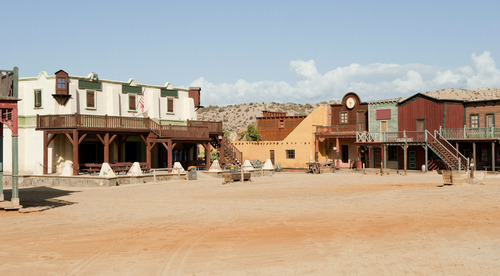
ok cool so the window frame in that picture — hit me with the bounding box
[128,93,137,112]
[470,113,479,128]
[167,97,174,114]
[485,113,495,128]
[278,119,285,129]
[85,90,96,110]
[285,149,295,159]
[340,111,348,124]
[34,89,43,109]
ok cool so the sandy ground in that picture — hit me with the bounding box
[1,171,500,275]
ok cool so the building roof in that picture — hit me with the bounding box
[425,88,500,102]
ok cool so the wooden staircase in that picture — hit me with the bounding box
[426,130,468,170]
[211,136,243,164]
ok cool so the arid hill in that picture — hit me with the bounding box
[196,102,328,139]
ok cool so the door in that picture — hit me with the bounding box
[416,119,425,141]
[380,121,387,132]
[486,114,494,138]
[270,150,275,166]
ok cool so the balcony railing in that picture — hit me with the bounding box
[187,120,223,134]
[356,131,427,143]
[36,114,212,139]
[316,125,359,136]
[440,127,500,139]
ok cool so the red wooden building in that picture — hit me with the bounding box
[256,111,307,141]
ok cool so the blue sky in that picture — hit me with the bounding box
[4,0,500,105]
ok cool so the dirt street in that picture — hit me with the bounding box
[1,171,500,275]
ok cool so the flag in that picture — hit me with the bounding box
[138,90,145,112]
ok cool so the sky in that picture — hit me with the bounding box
[3,0,500,106]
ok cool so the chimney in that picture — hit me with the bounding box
[188,87,201,108]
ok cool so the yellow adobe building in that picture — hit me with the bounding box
[232,105,330,168]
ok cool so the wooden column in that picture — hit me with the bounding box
[368,146,372,168]
[72,130,79,175]
[315,138,319,162]
[205,142,211,170]
[103,133,110,163]
[492,142,495,171]
[167,139,173,168]
[43,131,48,175]
[473,142,476,170]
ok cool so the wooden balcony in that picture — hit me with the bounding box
[36,114,212,139]
[316,125,358,138]
[187,120,223,135]
[356,131,426,143]
[440,127,500,140]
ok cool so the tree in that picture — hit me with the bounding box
[238,122,261,141]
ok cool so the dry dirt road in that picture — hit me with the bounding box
[1,171,500,275]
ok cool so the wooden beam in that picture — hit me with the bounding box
[78,133,87,144]
[96,134,105,145]
[109,134,117,144]
[43,131,48,175]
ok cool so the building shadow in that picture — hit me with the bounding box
[3,187,79,212]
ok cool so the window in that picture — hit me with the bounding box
[57,78,66,89]
[278,119,285,129]
[286,149,295,159]
[470,114,479,128]
[167,98,174,113]
[340,112,348,124]
[388,146,398,161]
[86,90,96,109]
[128,94,137,111]
[34,89,42,108]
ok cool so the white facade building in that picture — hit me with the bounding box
[3,70,202,174]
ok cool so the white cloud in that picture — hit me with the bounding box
[190,51,500,106]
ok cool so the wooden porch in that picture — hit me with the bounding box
[36,114,224,175]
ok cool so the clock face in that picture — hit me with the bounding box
[346,97,355,109]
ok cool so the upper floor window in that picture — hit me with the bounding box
[167,98,174,113]
[279,119,285,129]
[54,70,69,95]
[340,112,348,124]
[128,94,137,111]
[86,90,96,109]
[57,78,66,89]
[34,89,42,108]
[470,114,479,128]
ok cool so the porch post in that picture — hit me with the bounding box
[425,144,428,172]
[368,146,372,168]
[473,142,476,170]
[167,139,173,168]
[335,138,340,168]
[492,142,495,171]
[315,137,319,162]
[43,132,48,174]
[381,144,385,173]
[72,130,79,176]
[205,142,211,170]
[103,133,110,163]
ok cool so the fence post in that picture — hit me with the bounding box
[464,125,466,138]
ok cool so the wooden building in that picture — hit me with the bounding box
[256,111,307,141]
[316,92,368,168]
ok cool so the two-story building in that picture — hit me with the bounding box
[2,70,239,175]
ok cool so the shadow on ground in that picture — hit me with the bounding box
[3,187,79,212]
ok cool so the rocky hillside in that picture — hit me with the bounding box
[196,102,328,140]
